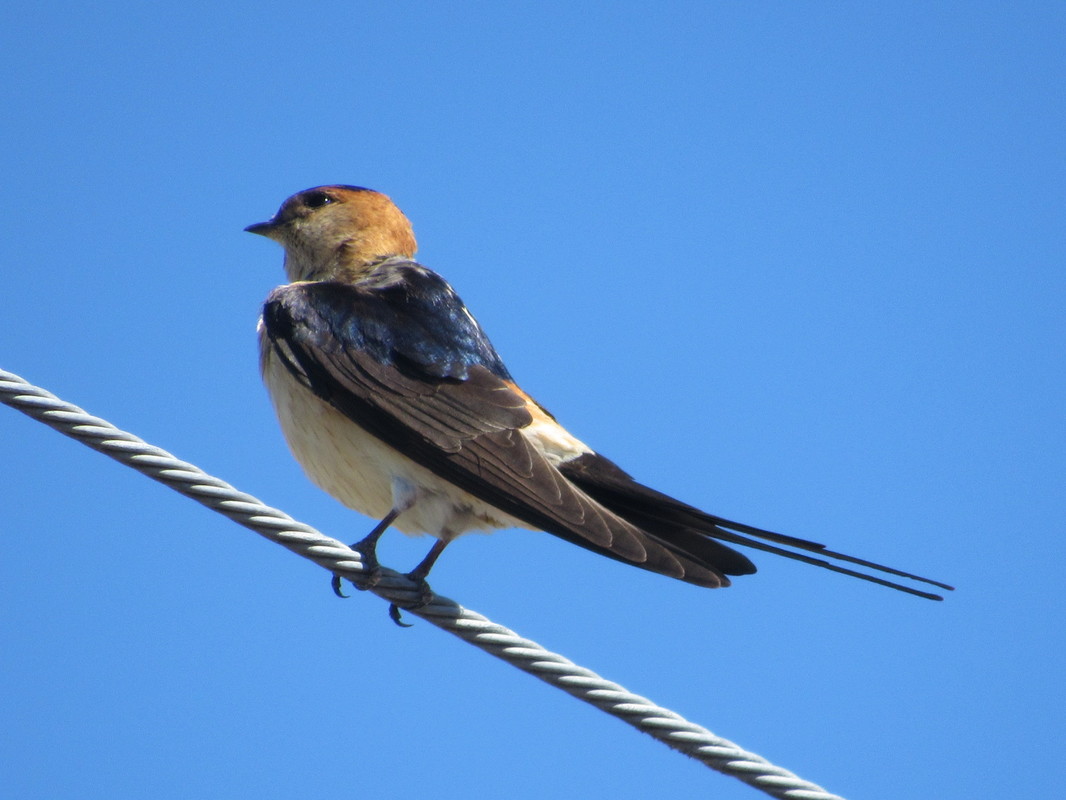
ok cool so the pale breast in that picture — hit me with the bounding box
[257,322,530,539]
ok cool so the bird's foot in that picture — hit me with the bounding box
[387,573,434,627]
[331,573,349,598]
[332,536,384,598]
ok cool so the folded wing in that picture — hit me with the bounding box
[262,271,951,599]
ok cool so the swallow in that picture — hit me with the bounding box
[247,185,952,621]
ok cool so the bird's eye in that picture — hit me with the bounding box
[303,191,334,209]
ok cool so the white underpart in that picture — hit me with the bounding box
[259,321,542,540]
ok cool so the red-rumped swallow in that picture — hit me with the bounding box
[247,186,952,618]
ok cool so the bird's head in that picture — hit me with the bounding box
[245,185,417,282]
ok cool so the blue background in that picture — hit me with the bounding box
[2,4,1063,799]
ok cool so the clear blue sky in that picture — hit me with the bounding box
[2,4,1063,799]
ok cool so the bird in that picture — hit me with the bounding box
[246,185,952,620]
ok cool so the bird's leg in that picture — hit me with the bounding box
[388,539,450,627]
[331,507,404,598]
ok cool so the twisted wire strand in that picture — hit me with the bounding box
[0,367,846,800]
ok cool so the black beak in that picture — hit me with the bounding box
[244,220,277,236]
